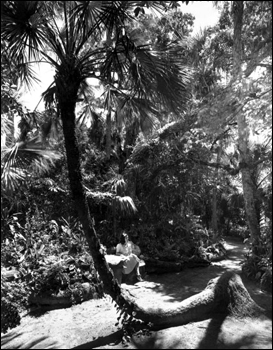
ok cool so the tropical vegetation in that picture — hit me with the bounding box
[1,0,272,337]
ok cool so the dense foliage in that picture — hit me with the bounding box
[1,0,272,334]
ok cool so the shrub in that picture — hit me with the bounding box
[1,298,21,334]
[1,209,103,334]
[242,254,272,292]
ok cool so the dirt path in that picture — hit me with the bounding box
[1,237,272,349]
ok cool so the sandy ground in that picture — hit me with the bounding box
[1,238,272,349]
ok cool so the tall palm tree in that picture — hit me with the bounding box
[1,0,191,317]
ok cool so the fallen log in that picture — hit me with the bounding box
[29,295,72,307]
[28,283,96,307]
[120,271,265,330]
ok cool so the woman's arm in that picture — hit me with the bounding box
[116,244,124,256]
[128,241,134,255]
[116,252,124,256]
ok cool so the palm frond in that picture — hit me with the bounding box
[1,1,52,89]
[41,115,61,145]
[42,84,57,109]
[1,1,49,59]
[111,178,127,196]
[113,195,137,216]
[157,118,189,140]
[1,139,61,193]
[112,94,157,140]
[1,164,27,194]
[85,179,137,216]
[1,114,14,147]
[134,43,192,113]
[72,1,134,57]
[76,81,100,127]
[85,187,114,202]
[128,140,152,165]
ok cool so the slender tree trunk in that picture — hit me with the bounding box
[124,120,139,158]
[59,100,119,295]
[54,67,137,322]
[52,52,265,330]
[232,1,260,253]
[211,143,223,239]
[106,110,112,159]
[211,187,218,235]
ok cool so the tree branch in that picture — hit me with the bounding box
[190,158,240,175]
[190,154,272,176]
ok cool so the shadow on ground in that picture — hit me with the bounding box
[2,237,271,350]
[1,332,66,349]
[72,331,123,349]
[123,238,271,314]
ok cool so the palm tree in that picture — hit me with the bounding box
[1,98,61,200]
[1,0,191,320]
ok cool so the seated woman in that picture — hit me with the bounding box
[116,232,144,282]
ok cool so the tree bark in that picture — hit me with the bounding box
[211,142,223,239]
[232,1,260,253]
[31,109,267,328]
[53,65,136,318]
[106,110,112,159]
[57,91,123,305]
[56,64,264,329]
[122,271,264,330]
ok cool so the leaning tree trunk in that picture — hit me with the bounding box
[55,68,125,308]
[232,1,260,253]
[56,70,264,330]
[60,101,119,295]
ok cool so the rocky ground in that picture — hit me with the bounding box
[1,238,272,349]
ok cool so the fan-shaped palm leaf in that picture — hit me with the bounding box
[1,139,61,194]
[111,177,127,196]
[116,94,160,134]
[113,195,137,216]
[2,0,192,310]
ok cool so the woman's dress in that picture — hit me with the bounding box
[116,241,139,274]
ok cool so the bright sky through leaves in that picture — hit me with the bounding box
[19,1,220,112]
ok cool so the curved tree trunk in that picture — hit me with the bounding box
[56,76,264,330]
[46,108,267,327]
[121,271,264,330]
[57,86,122,303]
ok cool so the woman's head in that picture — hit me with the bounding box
[120,232,128,244]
